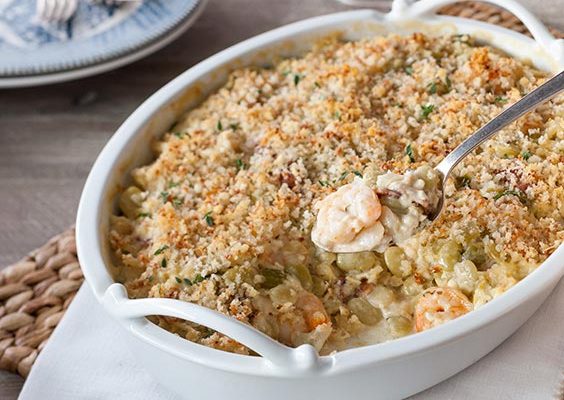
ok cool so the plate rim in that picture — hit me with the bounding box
[0,0,207,89]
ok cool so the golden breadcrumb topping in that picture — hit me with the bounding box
[110,33,563,354]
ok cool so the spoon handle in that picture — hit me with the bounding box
[435,70,564,180]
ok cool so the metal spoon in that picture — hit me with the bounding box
[314,70,564,253]
[430,70,563,220]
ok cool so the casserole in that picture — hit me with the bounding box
[76,0,564,398]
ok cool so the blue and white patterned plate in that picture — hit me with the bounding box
[0,0,204,86]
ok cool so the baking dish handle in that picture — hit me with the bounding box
[103,283,321,370]
[337,0,564,66]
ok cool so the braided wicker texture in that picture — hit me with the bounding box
[0,1,561,379]
[439,1,564,38]
[0,228,81,377]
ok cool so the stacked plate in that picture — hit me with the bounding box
[0,0,206,88]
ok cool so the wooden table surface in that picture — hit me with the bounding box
[0,0,562,398]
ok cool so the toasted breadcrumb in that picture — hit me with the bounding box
[110,33,563,354]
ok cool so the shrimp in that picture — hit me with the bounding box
[277,291,331,349]
[312,177,384,252]
[414,287,473,332]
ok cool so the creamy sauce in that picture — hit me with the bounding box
[312,166,440,253]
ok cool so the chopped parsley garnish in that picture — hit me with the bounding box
[314,81,321,88]
[352,170,363,178]
[293,74,302,86]
[183,278,193,286]
[405,144,415,163]
[493,189,527,204]
[282,70,290,76]
[318,180,329,187]
[172,197,183,207]
[229,123,240,130]
[217,120,223,130]
[422,104,435,116]
[154,245,169,255]
[204,211,214,226]
[453,34,469,43]
[420,104,435,119]
[137,212,151,219]
[405,66,414,75]
[160,191,169,202]
[334,111,341,120]
[168,181,179,188]
[173,132,184,138]
[175,277,182,284]
[522,151,532,161]
[161,258,167,268]
[236,159,247,171]
[338,171,349,182]
[202,328,214,338]
[427,78,451,95]
[455,175,471,189]
[494,96,508,104]
[193,274,205,284]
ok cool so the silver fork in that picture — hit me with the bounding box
[36,0,78,24]
[36,0,138,25]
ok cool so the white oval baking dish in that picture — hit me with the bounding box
[76,0,564,398]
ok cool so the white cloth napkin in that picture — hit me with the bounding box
[19,280,564,400]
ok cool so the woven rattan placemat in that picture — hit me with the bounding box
[0,1,562,379]
[0,228,80,377]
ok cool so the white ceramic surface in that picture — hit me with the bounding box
[76,0,564,398]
